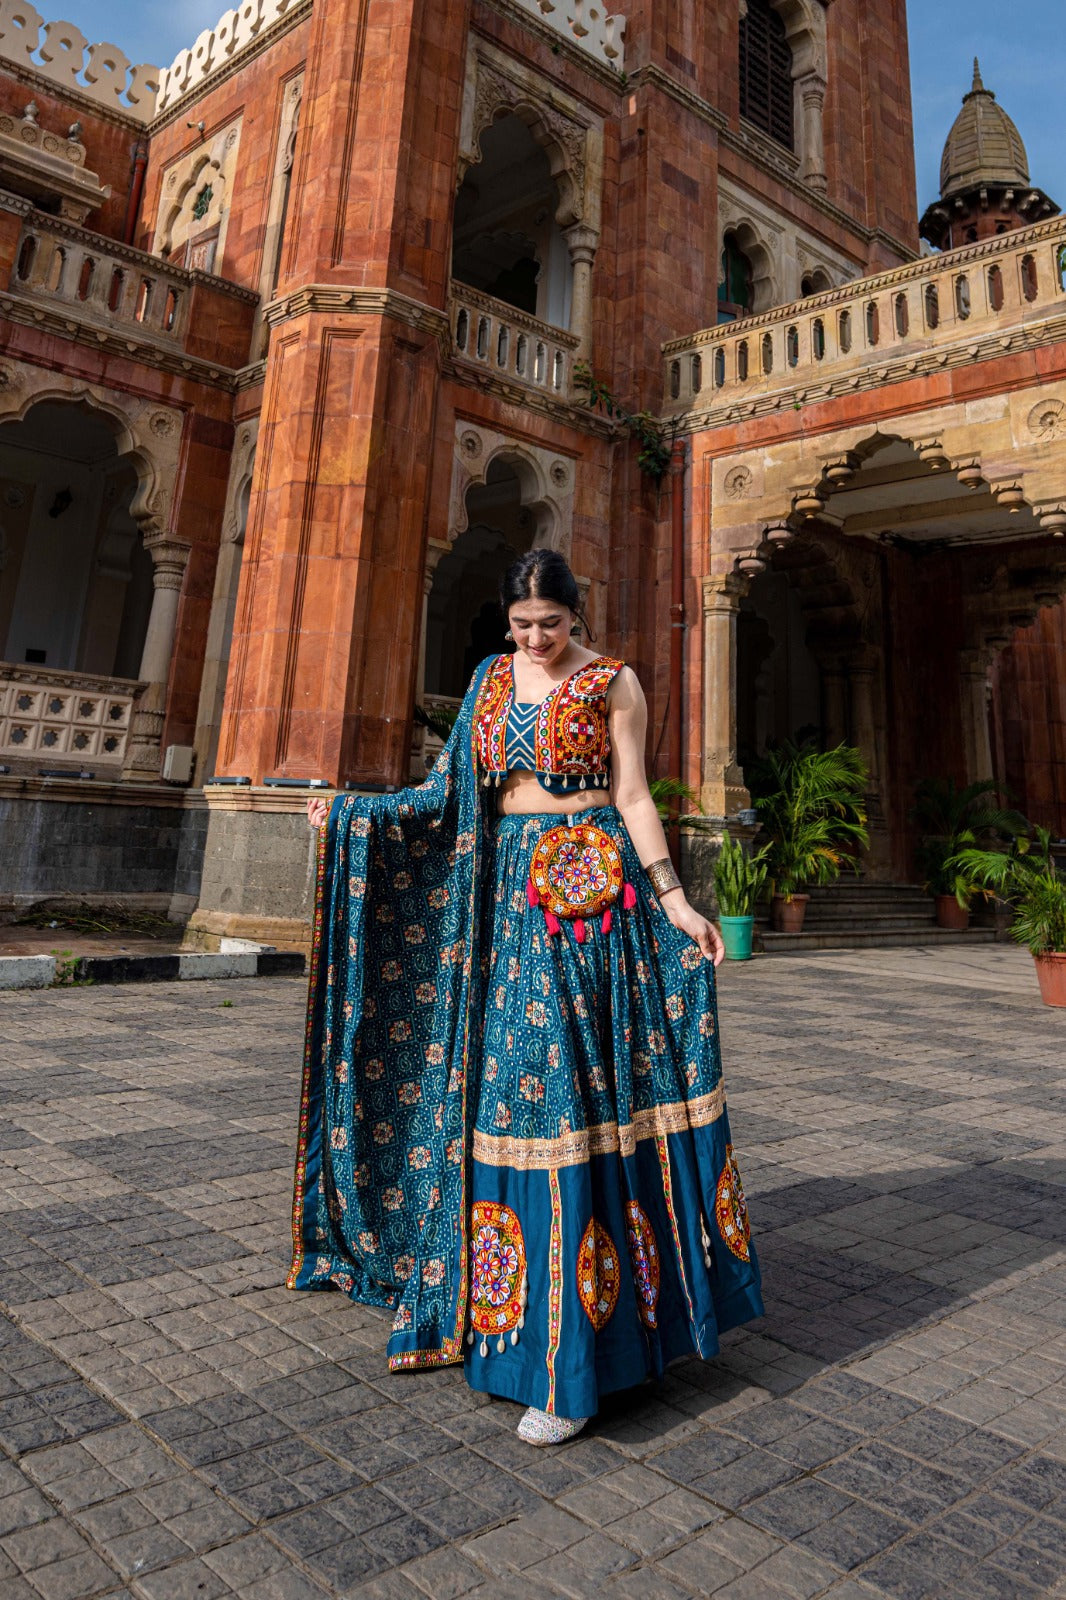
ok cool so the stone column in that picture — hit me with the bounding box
[847,653,890,858]
[797,73,828,194]
[959,648,995,784]
[123,531,192,778]
[410,539,449,778]
[821,663,847,748]
[701,574,750,817]
[563,223,598,359]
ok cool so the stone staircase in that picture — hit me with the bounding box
[755,880,999,954]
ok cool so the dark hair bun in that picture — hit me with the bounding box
[500,549,580,615]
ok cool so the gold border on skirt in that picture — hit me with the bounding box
[472,1086,726,1170]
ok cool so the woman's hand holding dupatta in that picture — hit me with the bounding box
[306,797,329,828]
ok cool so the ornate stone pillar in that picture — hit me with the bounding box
[701,574,750,817]
[797,73,828,194]
[959,648,995,784]
[123,531,192,778]
[563,223,598,359]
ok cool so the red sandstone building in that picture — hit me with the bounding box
[0,0,1063,946]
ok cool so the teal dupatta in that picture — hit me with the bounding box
[288,661,492,1369]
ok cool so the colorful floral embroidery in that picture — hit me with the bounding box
[530,823,624,920]
[577,1218,621,1330]
[625,1201,661,1329]
[473,653,623,784]
[547,1170,563,1411]
[470,1202,527,1341]
[715,1144,751,1261]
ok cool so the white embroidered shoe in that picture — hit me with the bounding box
[516,1407,589,1446]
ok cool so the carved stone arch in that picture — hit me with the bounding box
[0,367,182,537]
[718,215,779,315]
[449,422,574,555]
[160,151,225,256]
[460,41,603,239]
[766,0,827,79]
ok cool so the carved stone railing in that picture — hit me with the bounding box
[450,283,580,400]
[0,4,159,120]
[509,0,625,68]
[664,217,1066,417]
[0,664,143,768]
[7,210,248,349]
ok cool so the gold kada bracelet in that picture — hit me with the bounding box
[646,857,682,899]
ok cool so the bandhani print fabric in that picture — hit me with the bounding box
[290,655,764,1419]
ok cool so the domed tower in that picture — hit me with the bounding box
[919,59,1058,250]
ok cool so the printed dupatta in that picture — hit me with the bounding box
[288,659,493,1369]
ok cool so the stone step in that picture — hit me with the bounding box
[762,906,945,927]
[756,926,997,954]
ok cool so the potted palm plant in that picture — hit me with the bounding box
[748,741,869,934]
[912,778,1028,930]
[713,830,769,960]
[949,827,1066,1006]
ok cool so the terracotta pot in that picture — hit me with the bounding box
[1033,952,1066,1007]
[771,893,809,934]
[934,894,970,931]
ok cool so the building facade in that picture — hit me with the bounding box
[0,0,1062,944]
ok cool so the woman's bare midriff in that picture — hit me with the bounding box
[495,771,610,817]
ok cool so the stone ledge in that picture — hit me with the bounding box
[0,947,304,988]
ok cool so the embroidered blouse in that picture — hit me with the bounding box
[474,652,624,793]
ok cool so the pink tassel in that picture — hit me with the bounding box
[623,882,637,910]
[544,910,562,937]
[601,909,612,935]
[574,918,586,944]
[526,877,539,909]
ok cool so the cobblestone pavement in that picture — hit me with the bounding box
[2,947,1066,1600]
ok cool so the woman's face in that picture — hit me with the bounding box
[508,596,574,669]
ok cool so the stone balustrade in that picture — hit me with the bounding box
[510,0,625,68]
[0,1,158,120]
[10,212,203,345]
[450,283,579,400]
[0,664,143,768]
[664,218,1066,415]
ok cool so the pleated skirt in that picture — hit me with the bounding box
[464,807,764,1419]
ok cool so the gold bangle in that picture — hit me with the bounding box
[646,857,682,899]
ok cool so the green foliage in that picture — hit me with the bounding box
[949,827,1066,955]
[649,776,701,823]
[748,740,869,900]
[413,702,460,742]
[574,362,678,484]
[50,949,91,987]
[713,830,770,917]
[911,778,1028,904]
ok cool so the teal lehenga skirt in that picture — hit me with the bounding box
[465,807,763,1419]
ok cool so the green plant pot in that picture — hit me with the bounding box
[719,915,755,961]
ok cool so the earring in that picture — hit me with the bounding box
[505,630,514,641]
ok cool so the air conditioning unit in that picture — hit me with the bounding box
[162,744,194,784]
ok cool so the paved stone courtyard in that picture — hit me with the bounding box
[2,946,1066,1600]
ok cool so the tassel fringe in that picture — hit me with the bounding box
[623,882,637,910]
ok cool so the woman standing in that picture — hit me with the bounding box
[292,550,762,1445]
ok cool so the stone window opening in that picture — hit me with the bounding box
[452,113,574,331]
[894,292,909,337]
[801,267,832,297]
[718,230,766,321]
[954,274,971,320]
[924,283,940,329]
[866,300,880,346]
[838,309,852,352]
[812,317,825,359]
[787,325,799,366]
[1021,253,1038,302]
[739,0,795,151]
[988,263,1005,310]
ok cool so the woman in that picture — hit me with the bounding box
[292,550,762,1445]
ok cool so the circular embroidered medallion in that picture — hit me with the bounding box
[576,1217,621,1330]
[714,1144,751,1261]
[624,1201,661,1328]
[530,824,623,920]
[470,1201,526,1334]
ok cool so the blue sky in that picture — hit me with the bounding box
[47,0,1066,215]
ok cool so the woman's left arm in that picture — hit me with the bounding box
[609,668,724,966]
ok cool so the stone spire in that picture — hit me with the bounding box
[920,60,1057,251]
